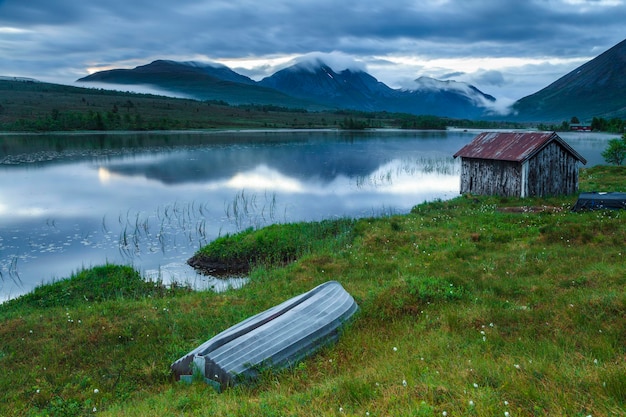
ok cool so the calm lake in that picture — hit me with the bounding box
[0,129,613,301]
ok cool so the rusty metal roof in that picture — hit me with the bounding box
[453,131,587,164]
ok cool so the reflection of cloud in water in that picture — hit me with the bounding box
[226,165,304,192]
[97,166,112,183]
[97,165,164,187]
[353,157,460,194]
[205,157,460,197]
[143,262,248,293]
[15,207,50,217]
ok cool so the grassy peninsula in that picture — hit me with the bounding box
[1,166,625,417]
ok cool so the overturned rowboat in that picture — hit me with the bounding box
[171,281,358,390]
[571,191,626,211]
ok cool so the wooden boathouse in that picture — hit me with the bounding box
[453,131,587,197]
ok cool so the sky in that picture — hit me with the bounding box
[1,0,625,107]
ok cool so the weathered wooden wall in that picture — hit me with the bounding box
[459,158,521,196]
[526,141,580,196]
[460,142,580,197]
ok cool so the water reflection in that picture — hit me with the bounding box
[0,129,611,301]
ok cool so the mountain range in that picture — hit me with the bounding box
[77,38,626,122]
[77,59,496,119]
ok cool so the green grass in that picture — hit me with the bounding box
[0,165,624,416]
[0,265,191,311]
[188,219,357,274]
[579,165,626,190]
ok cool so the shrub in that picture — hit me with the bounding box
[601,134,626,165]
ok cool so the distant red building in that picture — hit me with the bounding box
[570,124,592,131]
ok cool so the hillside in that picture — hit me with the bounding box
[0,78,522,132]
[0,78,320,131]
[512,38,626,122]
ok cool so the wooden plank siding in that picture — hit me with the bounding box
[460,158,522,196]
[525,141,580,197]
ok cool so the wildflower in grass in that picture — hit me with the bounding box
[504,412,510,417]
[393,346,397,352]
[402,379,407,387]
[473,383,478,388]
[514,364,520,369]
[93,388,99,394]
[442,412,447,416]
[469,400,475,406]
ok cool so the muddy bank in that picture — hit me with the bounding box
[187,253,251,276]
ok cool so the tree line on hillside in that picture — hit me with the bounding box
[590,117,626,133]
[538,116,626,133]
[1,108,181,132]
[0,103,524,132]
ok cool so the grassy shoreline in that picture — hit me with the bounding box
[1,166,624,416]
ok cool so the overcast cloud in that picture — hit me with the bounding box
[1,0,625,103]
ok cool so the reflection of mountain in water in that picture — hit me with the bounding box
[99,131,456,185]
[103,141,386,185]
[0,130,462,184]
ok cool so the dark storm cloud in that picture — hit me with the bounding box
[0,0,625,99]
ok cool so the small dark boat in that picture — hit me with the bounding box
[572,191,626,211]
[171,281,358,390]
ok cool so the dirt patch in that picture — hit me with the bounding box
[497,206,564,214]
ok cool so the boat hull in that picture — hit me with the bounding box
[171,280,358,389]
